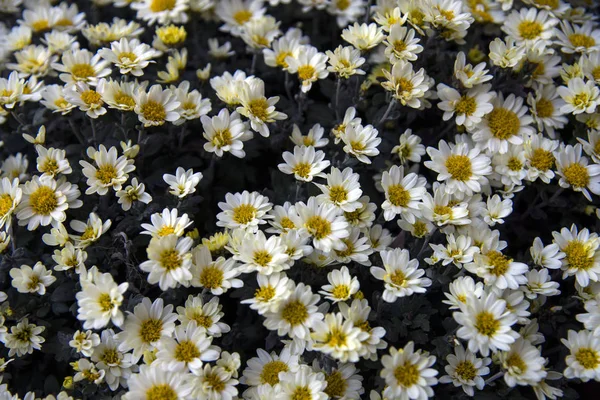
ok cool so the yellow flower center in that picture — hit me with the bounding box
[232,203,257,225]
[455,361,477,381]
[191,312,213,329]
[139,318,163,343]
[150,0,176,12]
[455,95,477,116]
[592,66,600,81]
[160,249,182,271]
[533,0,559,8]
[487,251,511,276]
[325,370,347,397]
[305,215,332,240]
[118,52,137,63]
[280,217,295,230]
[394,362,419,387]
[575,348,600,369]
[211,129,233,148]
[529,149,554,171]
[393,40,407,53]
[141,100,167,122]
[260,360,288,385]
[14,327,32,342]
[81,90,102,106]
[474,311,499,337]
[505,353,527,373]
[507,157,523,171]
[518,20,543,40]
[204,371,226,392]
[233,10,253,25]
[569,33,595,48]
[336,0,350,10]
[335,238,354,258]
[55,98,69,108]
[412,221,428,238]
[247,98,270,121]
[95,164,118,185]
[292,162,312,179]
[255,285,276,301]
[98,293,114,312]
[331,284,350,299]
[434,204,453,216]
[29,186,58,215]
[27,274,41,291]
[31,20,50,32]
[563,163,590,189]
[532,62,545,79]
[535,98,554,118]
[0,194,14,216]
[573,93,592,109]
[281,300,308,326]
[291,386,312,400]
[157,226,175,237]
[487,107,521,139]
[564,240,594,271]
[297,65,316,81]
[329,186,348,204]
[40,158,59,175]
[157,25,187,46]
[55,18,73,27]
[390,269,407,287]
[146,384,177,400]
[445,154,473,181]
[253,250,272,267]
[275,51,292,68]
[388,184,410,207]
[71,63,96,80]
[174,340,200,362]
[200,265,224,289]
[397,77,414,93]
[101,348,121,365]
[350,141,366,152]
[326,328,348,347]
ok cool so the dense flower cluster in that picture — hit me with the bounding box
[1,0,600,399]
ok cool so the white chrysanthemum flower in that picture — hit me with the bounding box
[208,38,235,59]
[530,237,564,270]
[98,79,145,112]
[80,145,135,195]
[370,248,432,302]
[69,212,111,248]
[140,235,193,290]
[63,82,107,119]
[391,128,426,164]
[162,166,203,199]
[483,194,512,226]
[439,345,490,397]
[419,183,471,227]
[341,22,385,51]
[425,140,492,196]
[577,300,600,336]
[191,364,239,400]
[34,145,71,178]
[98,38,160,76]
[240,15,281,50]
[276,364,328,400]
[290,123,329,148]
[319,266,360,303]
[453,52,493,88]
[343,195,376,229]
[122,364,194,400]
[241,346,300,394]
[176,295,231,337]
[40,84,76,115]
[240,272,294,315]
[41,30,79,54]
[266,202,299,234]
[281,229,313,261]
[278,145,330,182]
[76,268,127,330]
[171,80,211,125]
[202,108,253,158]
[332,226,373,266]
[51,49,111,86]
[380,341,438,400]
[117,297,177,360]
[552,224,600,287]
[527,84,567,138]
[314,361,364,400]
[454,291,519,356]
[236,79,287,137]
[141,208,192,238]
[215,0,266,36]
[524,268,561,299]
[131,0,189,25]
[263,34,302,71]
[498,337,547,387]
[16,175,81,230]
[293,196,349,252]
[314,167,362,212]
[557,77,600,115]
[384,24,423,62]
[325,45,366,79]
[555,143,600,202]
[10,262,55,295]
[338,299,387,361]
[501,7,558,51]
[216,190,272,232]
[91,329,135,391]
[311,312,368,362]
[190,244,243,295]
[235,230,290,275]
[443,276,485,311]
[580,52,600,85]
[332,106,362,144]
[430,234,479,267]
[134,84,181,127]
[465,240,528,290]
[52,242,86,272]
[69,330,100,358]
[523,133,558,183]
[488,36,526,69]
[7,44,56,78]
[578,129,600,165]
[381,164,427,222]
[116,177,152,211]
[263,282,323,340]
[382,60,432,108]
[341,123,381,164]
[367,224,393,252]
[3,318,45,357]
[437,83,494,129]
[555,21,600,54]
[561,329,600,382]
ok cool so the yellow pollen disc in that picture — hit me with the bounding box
[31,20,50,32]
[412,221,428,238]
[394,362,419,387]
[335,238,355,258]
[101,348,120,365]
[455,361,476,381]
[139,318,163,343]
[247,98,270,121]
[259,360,288,385]
[141,100,167,123]
[564,240,594,271]
[331,285,350,299]
[292,162,312,178]
[535,98,554,118]
[14,327,32,342]
[55,98,69,108]
[233,9,253,25]
[397,77,414,93]
[146,384,177,400]
[487,107,521,139]
[114,92,135,108]
[81,90,102,106]
[205,371,226,392]
[150,0,176,12]
[445,154,473,181]
[275,51,291,68]
[575,348,600,369]
[255,285,276,301]
[350,140,366,152]
[297,65,316,81]
[232,203,257,225]
[157,225,175,237]
[434,204,452,216]
[393,40,407,53]
[280,217,295,230]
[326,328,347,347]
[200,265,224,289]
[487,250,511,276]
[191,312,213,329]
[529,149,554,171]
[157,25,187,46]
[474,311,499,337]
[40,158,59,174]
[71,63,96,80]
[80,226,96,241]
[507,157,523,172]
[29,186,58,215]
[211,129,233,148]
[336,0,350,10]
[533,0,559,8]
[27,275,41,291]
[388,184,410,207]
[95,164,118,185]
[573,93,592,109]
[344,209,361,224]
[532,62,545,79]
[0,194,14,216]
[329,186,348,204]
[325,370,348,397]
[389,269,407,287]
[457,294,467,303]
[0,89,13,97]
[281,300,308,326]
[569,33,595,48]
[455,95,477,116]
[160,249,182,271]
[98,293,114,312]
[518,20,543,40]
[118,52,137,63]
[291,386,312,400]
[174,340,200,362]
[253,250,272,267]
[505,353,527,373]
[305,215,332,240]
[592,66,600,82]
[563,163,590,189]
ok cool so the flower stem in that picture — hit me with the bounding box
[90,118,97,145]
[68,119,85,145]
[250,52,258,75]
[334,77,342,120]
[378,98,396,127]
[484,371,504,385]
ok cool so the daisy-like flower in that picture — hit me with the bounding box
[557,78,600,115]
[581,52,600,85]
[7,44,56,78]
[52,242,86,272]
[177,295,231,337]
[380,341,438,400]
[439,345,490,397]
[80,145,135,195]
[189,245,243,295]
[430,234,479,267]
[286,45,329,93]
[98,38,160,76]
[501,7,558,51]
[240,15,281,50]
[235,230,290,275]
[453,52,493,88]
[530,237,564,270]
[370,248,432,302]
[326,45,366,79]
[141,208,192,238]
[215,0,266,36]
[10,262,56,295]
[437,84,494,129]
[527,84,567,138]
[40,84,76,115]
[425,140,492,196]
[442,276,485,310]
[454,291,519,356]
[380,164,427,222]
[264,34,302,71]
[117,297,178,360]
[237,79,287,137]
[208,38,235,59]
[340,195,375,230]
[382,60,431,108]
[483,194,513,226]
[332,106,362,144]
[242,347,299,395]
[384,24,423,62]
[341,22,385,51]
[131,0,189,25]
[472,93,534,154]
[290,123,329,148]
[216,190,272,232]
[17,175,81,231]
[51,49,111,86]
[293,196,349,252]
[91,329,135,391]
[134,84,181,127]
[338,298,387,361]
[116,177,152,211]
[140,235,193,290]
[64,82,108,120]
[367,224,394,252]
[465,241,528,290]
[163,167,203,199]
[561,329,600,382]
[488,36,526,69]
[277,365,328,400]
[392,128,426,164]
[341,123,381,164]
[202,108,253,158]
[42,30,79,54]
[311,312,368,362]
[263,282,323,340]
[523,133,558,183]
[524,268,561,299]
[69,212,112,248]
[552,224,600,287]
[577,300,600,335]
[314,167,362,212]
[555,21,600,54]
[0,177,22,229]
[123,365,194,400]
[3,318,45,357]
[240,272,294,315]
[319,266,360,303]
[499,337,547,387]
[70,330,100,357]
[333,226,373,266]
[419,183,471,227]
[555,144,600,202]
[171,81,212,125]
[153,24,187,51]
[192,364,239,400]
[578,129,600,164]
[35,145,71,178]
[76,266,128,330]
[278,145,330,182]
